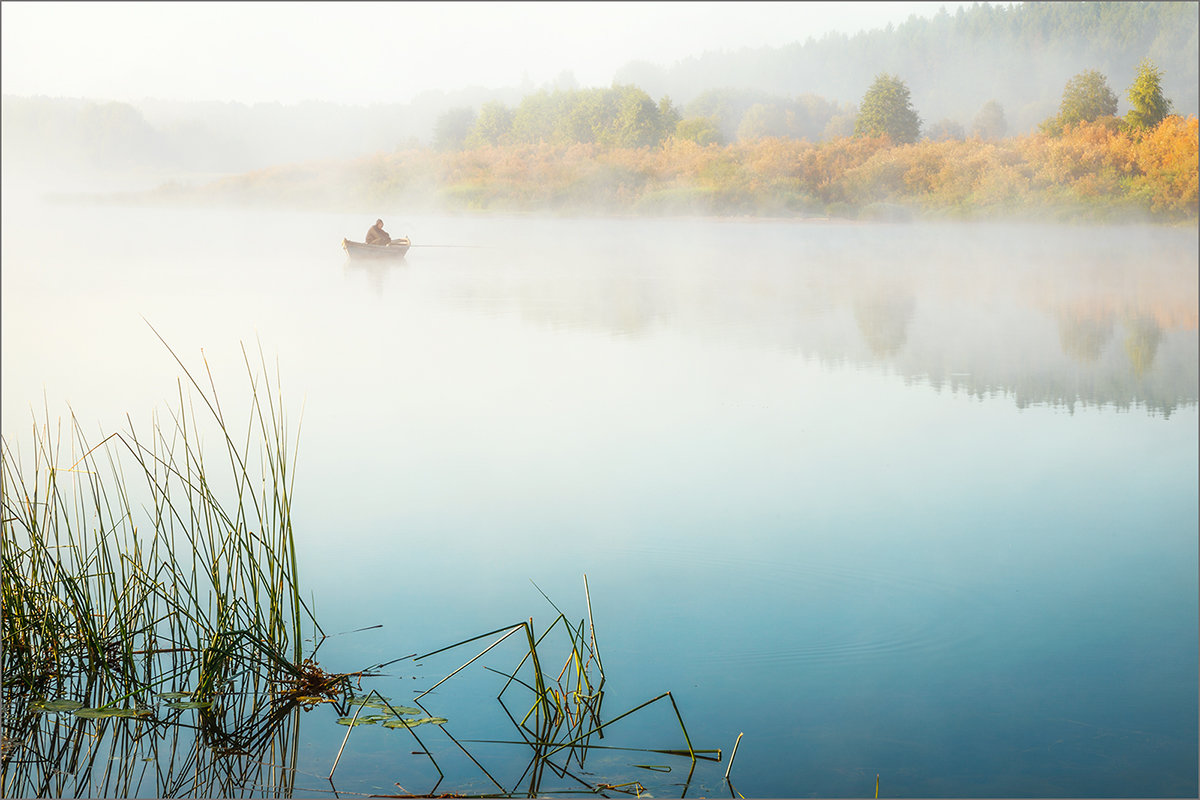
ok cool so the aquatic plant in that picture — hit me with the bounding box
[325,577,725,798]
[1,334,732,797]
[0,333,347,796]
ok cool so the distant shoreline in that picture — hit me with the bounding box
[34,117,1197,227]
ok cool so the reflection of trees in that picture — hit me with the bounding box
[853,290,915,358]
[1124,315,1163,377]
[1058,310,1115,363]
[429,223,1196,416]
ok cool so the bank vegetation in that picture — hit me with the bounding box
[141,113,1197,224]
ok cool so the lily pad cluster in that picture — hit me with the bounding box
[156,691,214,710]
[28,691,217,720]
[336,695,447,729]
[31,700,153,719]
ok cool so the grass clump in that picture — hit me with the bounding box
[0,333,349,797]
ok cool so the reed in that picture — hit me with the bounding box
[0,335,344,797]
[2,336,725,797]
[333,578,722,798]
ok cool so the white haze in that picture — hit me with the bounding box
[2,1,974,105]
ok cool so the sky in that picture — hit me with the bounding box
[2,1,977,106]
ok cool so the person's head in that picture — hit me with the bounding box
[375,219,384,227]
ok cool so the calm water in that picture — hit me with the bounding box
[2,191,1197,798]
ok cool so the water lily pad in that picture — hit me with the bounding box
[156,692,192,700]
[74,707,154,719]
[165,701,212,710]
[346,697,393,708]
[381,716,448,729]
[31,699,84,713]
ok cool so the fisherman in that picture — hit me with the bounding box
[365,218,391,245]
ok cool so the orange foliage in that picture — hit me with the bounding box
[1131,115,1200,215]
[415,116,1199,220]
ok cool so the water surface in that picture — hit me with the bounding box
[2,195,1196,797]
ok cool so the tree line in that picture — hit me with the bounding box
[615,1,1198,135]
[4,1,1194,178]
[431,57,1180,151]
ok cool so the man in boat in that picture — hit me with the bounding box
[365,219,392,245]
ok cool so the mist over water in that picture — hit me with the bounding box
[2,183,1196,797]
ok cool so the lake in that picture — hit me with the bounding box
[2,190,1197,798]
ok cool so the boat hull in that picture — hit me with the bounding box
[342,238,410,259]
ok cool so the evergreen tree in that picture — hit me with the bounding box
[1125,58,1173,129]
[854,74,921,143]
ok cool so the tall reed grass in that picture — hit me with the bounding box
[2,335,726,797]
[1,337,341,796]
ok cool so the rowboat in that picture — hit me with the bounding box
[342,238,410,259]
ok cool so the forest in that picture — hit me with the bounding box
[5,1,1197,221]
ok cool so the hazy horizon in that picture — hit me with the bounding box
[2,1,976,106]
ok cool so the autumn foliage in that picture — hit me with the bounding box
[167,115,1197,224]
[423,115,1198,222]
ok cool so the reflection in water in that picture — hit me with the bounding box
[2,206,1196,798]
[4,682,303,798]
[343,256,403,297]
[853,290,916,358]
[1058,309,1115,363]
[425,223,1197,417]
[1125,314,1164,377]
[0,352,347,798]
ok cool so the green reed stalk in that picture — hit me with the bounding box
[2,334,327,797]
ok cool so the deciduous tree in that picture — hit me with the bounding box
[1042,69,1118,135]
[737,103,789,141]
[466,102,513,147]
[433,107,475,151]
[854,74,921,144]
[972,100,1007,139]
[927,118,965,141]
[674,117,723,145]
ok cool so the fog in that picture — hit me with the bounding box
[2,2,972,105]
[1,2,1195,208]
[0,1,1010,185]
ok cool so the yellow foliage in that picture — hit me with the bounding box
[216,117,1198,220]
